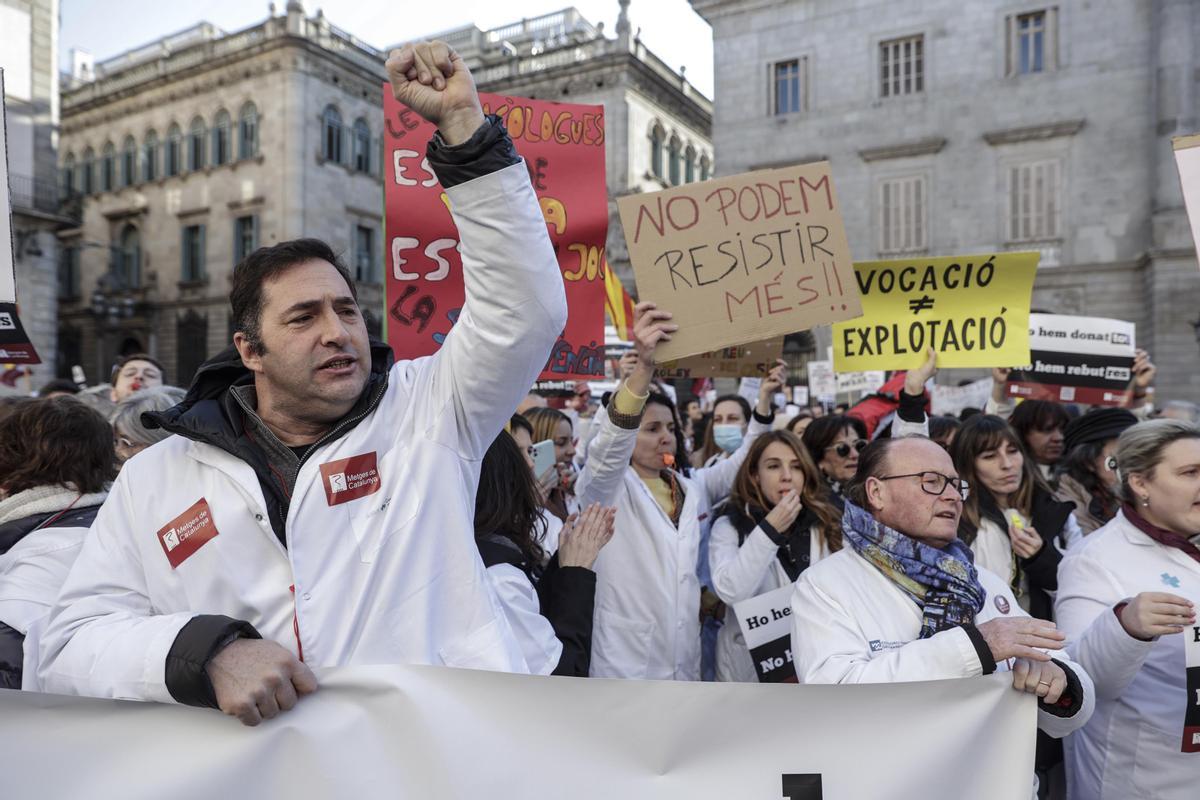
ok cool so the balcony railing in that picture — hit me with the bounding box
[7,175,82,223]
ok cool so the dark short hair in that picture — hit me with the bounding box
[230,238,357,355]
[0,396,116,494]
[110,353,164,383]
[39,378,80,396]
[509,413,533,439]
[1009,399,1070,439]
[801,414,868,465]
[845,437,900,508]
[929,415,962,445]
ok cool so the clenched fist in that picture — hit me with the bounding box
[386,40,484,145]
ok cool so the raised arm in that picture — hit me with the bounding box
[387,42,568,459]
[575,302,677,508]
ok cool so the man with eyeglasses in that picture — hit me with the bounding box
[790,436,1094,786]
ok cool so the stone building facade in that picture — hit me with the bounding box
[2,0,69,384]
[691,0,1200,403]
[433,2,713,288]
[57,1,711,387]
[57,3,388,386]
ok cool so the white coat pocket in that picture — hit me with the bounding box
[347,489,418,563]
[438,618,521,672]
[590,608,655,679]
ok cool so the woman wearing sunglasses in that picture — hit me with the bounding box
[1053,408,1138,535]
[708,430,842,682]
[801,415,868,509]
[949,415,1082,621]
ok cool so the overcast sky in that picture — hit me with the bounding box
[59,0,715,97]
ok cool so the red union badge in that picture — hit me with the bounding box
[158,498,220,569]
[319,451,382,506]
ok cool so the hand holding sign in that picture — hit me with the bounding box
[903,348,937,397]
[385,41,484,145]
[625,301,677,397]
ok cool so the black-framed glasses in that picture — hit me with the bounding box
[877,471,970,501]
[826,439,867,458]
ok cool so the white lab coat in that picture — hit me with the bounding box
[575,405,768,680]
[485,564,561,677]
[709,514,831,682]
[1055,510,1200,800]
[37,162,569,701]
[969,514,1082,612]
[791,546,1094,742]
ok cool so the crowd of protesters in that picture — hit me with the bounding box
[1,39,1198,800]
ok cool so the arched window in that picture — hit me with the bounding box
[165,124,182,177]
[684,145,696,183]
[668,135,682,186]
[649,124,664,179]
[61,153,76,196]
[188,116,207,171]
[352,118,371,173]
[239,102,258,159]
[81,148,95,194]
[700,154,711,181]
[121,136,137,187]
[323,106,343,163]
[212,110,231,166]
[118,224,141,289]
[143,131,158,182]
[100,142,116,192]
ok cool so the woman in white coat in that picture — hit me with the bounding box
[1055,419,1200,800]
[574,302,785,680]
[949,414,1082,621]
[709,430,843,682]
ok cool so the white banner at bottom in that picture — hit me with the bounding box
[0,665,1036,799]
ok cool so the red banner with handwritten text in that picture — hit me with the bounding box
[383,89,607,380]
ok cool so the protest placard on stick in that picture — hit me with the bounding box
[1006,314,1135,407]
[618,162,861,361]
[832,253,1038,372]
[655,337,783,379]
[732,585,797,683]
[383,90,607,380]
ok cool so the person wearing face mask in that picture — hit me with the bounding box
[108,353,165,404]
[709,431,842,682]
[801,415,869,508]
[696,394,753,468]
[1055,420,1200,800]
[574,302,784,680]
[1053,408,1138,535]
[950,415,1081,622]
[791,437,1094,799]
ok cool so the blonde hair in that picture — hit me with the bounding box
[1115,419,1200,504]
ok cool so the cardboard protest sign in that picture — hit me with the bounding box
[1006,314,1135,407]
[807,359,836,401]
[833,253,1039,372]
[618,162,861,361]
[731,585,797,683]
[655,337,783,379]
[835,370,886,396]
[383,90,607,380]
[1173,133,1200,267]
[932,378,993,416]
[1,70,16,304]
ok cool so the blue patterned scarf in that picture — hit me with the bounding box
[841,501,985,639]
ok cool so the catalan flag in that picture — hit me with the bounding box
[603,261,635,341]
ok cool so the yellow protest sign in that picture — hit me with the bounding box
[618,162,862,362]
[655,338,784,379]
[832,252,1038,371]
